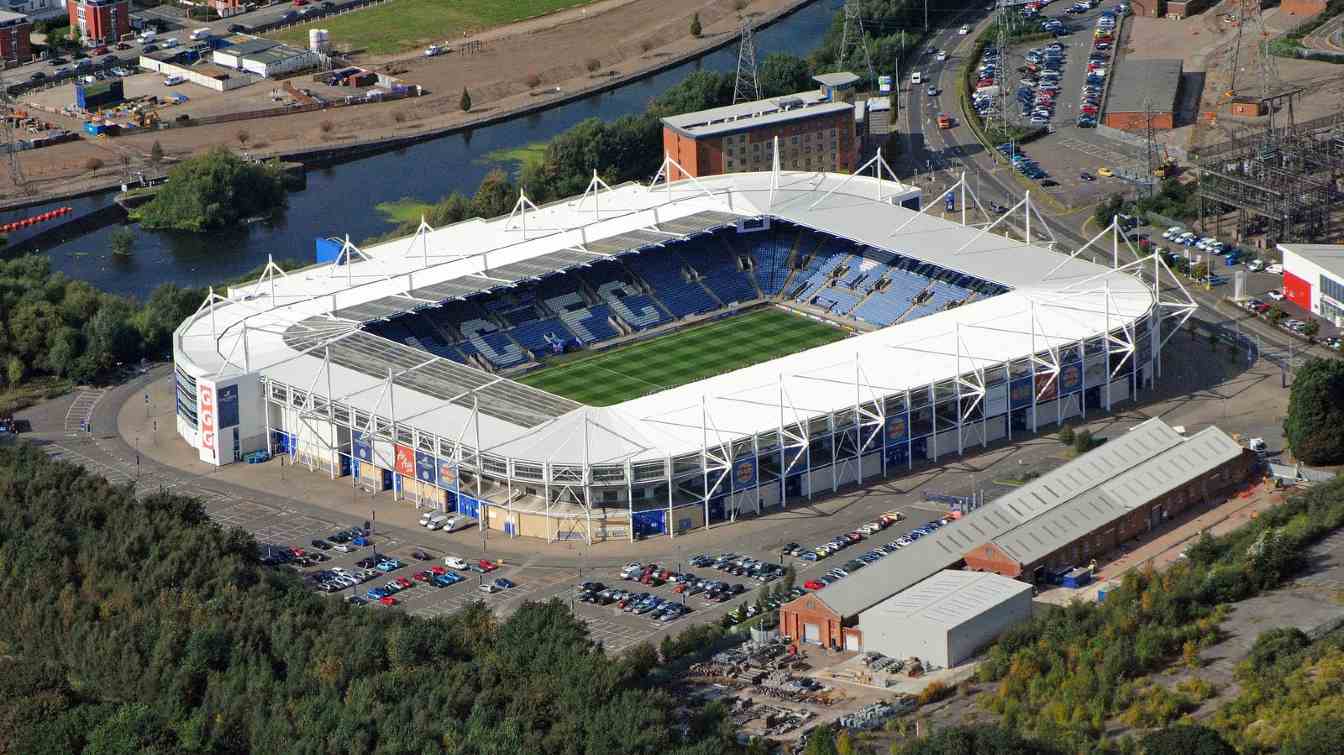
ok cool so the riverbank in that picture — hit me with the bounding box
[0,0,819,211]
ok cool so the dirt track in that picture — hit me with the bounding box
[5,0,808,204]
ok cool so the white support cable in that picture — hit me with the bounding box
[806,150,898,210]
[1043,215,1119,280]
[952,194,1029,253]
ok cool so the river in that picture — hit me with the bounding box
[2,0,840,298]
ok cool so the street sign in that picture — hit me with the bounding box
[878,75,892,94]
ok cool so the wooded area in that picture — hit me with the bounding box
[0,444,739,754]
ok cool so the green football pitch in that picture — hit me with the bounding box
[517,308,847,406]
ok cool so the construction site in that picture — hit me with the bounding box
[1188,0,1344,245]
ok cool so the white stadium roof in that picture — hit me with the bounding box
[175,169,1167,467]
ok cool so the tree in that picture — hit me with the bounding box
[1302,318,1320,340]
[460,87,472,112]
[1282,716,1344,755]
[5,355,23,386]
[1138,725,1235,755]
[1073,429,1094,454]
[235,128,250,147]
[1284,358,1344,464]
[690,12,702,37]
[804,725,839,755]
[134,147,286,232]
[470,168,517,219]
[758,53,813,97]
[783,565,796,592]
[149,141,164,166]
[1058,425,1075,445]
[109,227,135,257]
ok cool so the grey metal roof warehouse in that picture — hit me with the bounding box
[1105,58,1183,114]
[861,570,1033,628]
[800,419,1236,618]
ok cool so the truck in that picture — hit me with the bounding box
[937,113,953,129]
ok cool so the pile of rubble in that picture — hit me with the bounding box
[836,699,913,731]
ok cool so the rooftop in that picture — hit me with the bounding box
[1105,58,1182,114]
[246,44,313,64]
[1280,244,1344,280]
[814,72,860,88]
[861,569,1032,627]
[0,9,27,23]
[174,171,1155,470]
[661,91,851,138]
[219,37,280,56]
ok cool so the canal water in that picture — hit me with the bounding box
[5,0,840,298]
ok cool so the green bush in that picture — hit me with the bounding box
[134,147,286,232]
[1284,358,1344,464]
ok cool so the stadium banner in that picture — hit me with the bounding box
[1083,355,1108,390]
[1009,376,1034,409]
[197,379,217,465]
[1059,361,1083,395]
[352,431,373,463]
[1035,371,1059,402]
[394,444,416,478]
[732,456,758,491]
[217,384,239,429]
[415,450,436,484]
[435,457,459,494]
[883,412,909,446]
[984,382,1009,418]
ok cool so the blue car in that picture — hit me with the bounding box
[366,588,386,600]
[494,577,516,590]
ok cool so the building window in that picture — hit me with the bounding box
[1321,274,1344,305]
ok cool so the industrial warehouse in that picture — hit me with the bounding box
[778,417,1253,655]
[171,164,1196,545]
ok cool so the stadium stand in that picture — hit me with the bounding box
[624,247,720,317]
[361,220,1009,372]
[581,260,667,330]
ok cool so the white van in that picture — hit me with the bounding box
[190,28,211,41]
[418,512,435,527]
[138,31,157,44]
[911,71,922,85]
[425,514,449,530]
[444,556,468,569]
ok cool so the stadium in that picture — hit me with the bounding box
[172,161,1193,543]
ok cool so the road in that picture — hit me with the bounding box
[889,9,1331,369]
[9,0,356,87]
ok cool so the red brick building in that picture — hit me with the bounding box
[781,421,1253,652]
[68,0,129,47]
[963,427,1254,581]
[0,11,31,65]
[1102,59,1182,132]
[661,77,859,180]
[1280,0,1325,15]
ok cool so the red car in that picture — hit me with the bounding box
[478,559,498,572]
[395,576,413,589]
[379,595,397,606]
[92,45,109,55]
[289,547,305,557]
[413,571,432,582]
[804,579,825,590]
[430,565,447,575]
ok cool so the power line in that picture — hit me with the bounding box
[0,71,26,195]
[733,17,761,104]
[838,2,876,83]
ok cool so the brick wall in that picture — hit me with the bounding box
[779,594,846,650]
[1103,110,1175,131]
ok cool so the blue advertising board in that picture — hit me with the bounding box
[1009,376,1034,409]
[415,450,435,483]
[217,384,239,428]
[353,431,373,463]
[732,456,757,490]
[435,457,459,493]
[883,413,909,446]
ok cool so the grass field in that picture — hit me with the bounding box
[517,309,847,406]
[275,0,600,55]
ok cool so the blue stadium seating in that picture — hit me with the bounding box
[361,220,1008,369]
[582,260,667,330]
[678,235,758,305]
[510,316,573,356]
[745,235,793,295]
[624,249,719,317]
